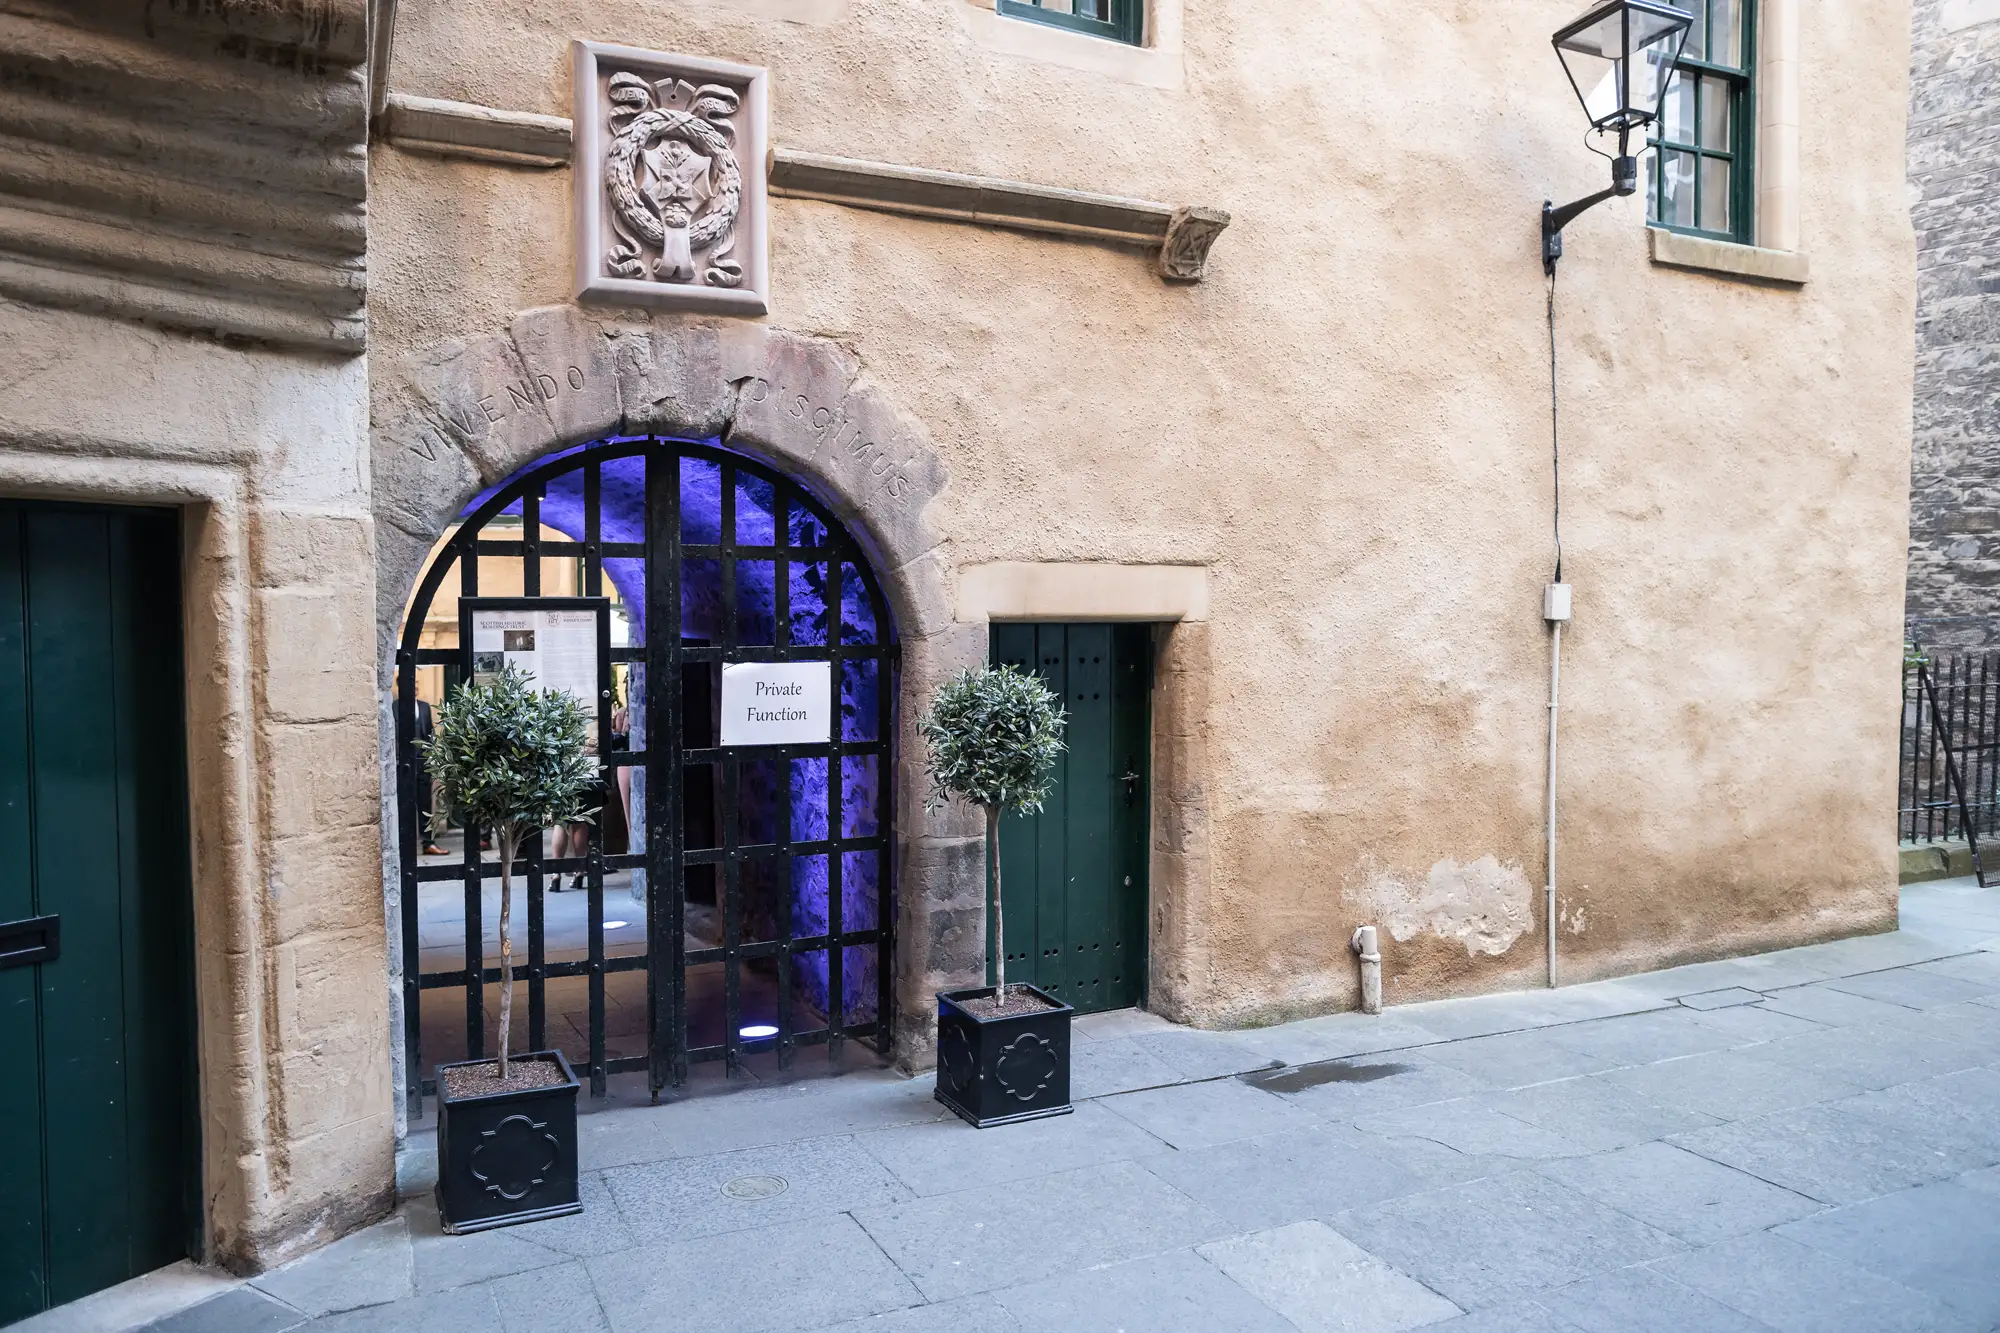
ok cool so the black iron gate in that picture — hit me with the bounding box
[1899,643,1993,886]
[396,438,896,1113]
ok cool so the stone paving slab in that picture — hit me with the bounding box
[1328,1170,1686,1310]
[1647,1230,1985,1332]
[1199,1221,1463,1332]
[1675,986,1765,1010]
[1674,1002,1827,1046]
[858,1099,1167,1197]
[1667,1102,1972,1205]
[1914,950,2000,989]
[814,1293,1017,1333]
[247,1217,413,1317]
[1535,1263,1772,1333]
[1249,1051,1491,1118]
[481,1263,607,1333]
[1228,1013,1453,1067]
[1384,981,1671,1042]
[1100,1075,1320,1150]
[1592,1046,1868,1121]
[586,1214,921,1333]
[1142,1124,1429,1231]
[998,1247,1297,1333]
[1531,1142,1821,1246]
[1758,981,1934,1027]
[851,1159,1234,1301]
[1772,1176,2000,1328]
[600,1132,912,1246]
[1537,1009,1743,1065]
[1065,1033,1193,1098]
[1410,1026,1627,1089]
[1352,1097,1588,1162]
[575,1069,949,1169]
[97,885,2000,1333]
[142,1289,305,1333]
[1426,1301,1583,1332]
[1825,966,1996,1009]
[1486,1074,1722,1152]
[1752,1019,1988,1089]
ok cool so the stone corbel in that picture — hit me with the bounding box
[767,149,1229,282]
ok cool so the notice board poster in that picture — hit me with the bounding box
[719,661,832,746]
[466,602,601,710]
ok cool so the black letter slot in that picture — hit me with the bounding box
[0,915,58,970]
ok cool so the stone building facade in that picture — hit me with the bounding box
[1906,0,2000,649]
[0,0,1917,1305]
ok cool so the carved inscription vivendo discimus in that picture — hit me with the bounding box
[573,41,770,315]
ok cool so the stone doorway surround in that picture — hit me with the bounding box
[370,308,981,1116]
[954,561,1215,1026]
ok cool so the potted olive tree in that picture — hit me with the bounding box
[420,662,597,1232]
[920,664,1071,1127]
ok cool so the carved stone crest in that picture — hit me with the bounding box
[573,42,769,315]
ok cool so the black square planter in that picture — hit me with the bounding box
[434,1051,583,1234]
[934,985,1075,1127]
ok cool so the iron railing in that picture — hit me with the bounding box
[1899,645,1995,884]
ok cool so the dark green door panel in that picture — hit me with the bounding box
[0,510,47,1321]
[31,511,135,1305]
[990,623,1151,1015]
[0,503,196,1326]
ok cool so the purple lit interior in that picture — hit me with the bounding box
[460,445,884,1024]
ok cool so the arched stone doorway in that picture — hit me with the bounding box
[373,309,976,1118]
[396,437,896,1103]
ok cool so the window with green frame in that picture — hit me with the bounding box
[995,0,1143,46]
[1648,0,1755,243]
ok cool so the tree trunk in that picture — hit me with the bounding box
[986,804,1004,995]
[496,823,516,1079]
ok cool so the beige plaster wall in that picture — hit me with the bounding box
[372,0,1915,1028]
[0,298,393,1268]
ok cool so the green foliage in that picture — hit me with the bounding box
[920,665,1067,815]
[1906,640,1930,669]
[921,665,1066,993]
[419,662,597,854]
[420,662,596,1075]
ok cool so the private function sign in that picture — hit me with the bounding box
[719,661,832,746]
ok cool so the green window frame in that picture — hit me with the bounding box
[1647,0,1755,244]
[995,0,1143,46]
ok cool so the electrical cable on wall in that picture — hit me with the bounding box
[1547,266,1562,583]
[1541,263,1569,989]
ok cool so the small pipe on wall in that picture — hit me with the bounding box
[1350,925,1382,1015]
[1544,583,1571,987]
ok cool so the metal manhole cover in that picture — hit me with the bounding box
[721,1174,788,1201]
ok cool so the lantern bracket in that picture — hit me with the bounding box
[1542,152,1638,274]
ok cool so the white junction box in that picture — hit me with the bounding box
[1544,582,1573,623]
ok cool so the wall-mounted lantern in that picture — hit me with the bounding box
[1542,0,1694,272]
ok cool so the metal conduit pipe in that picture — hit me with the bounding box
[1544,583,1571,988]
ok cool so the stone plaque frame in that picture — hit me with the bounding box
[572,40,770,316]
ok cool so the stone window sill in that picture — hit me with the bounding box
[1648,228,1809,286]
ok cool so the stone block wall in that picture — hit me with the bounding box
[1907,0,2000,648]
[0,0,392,1274]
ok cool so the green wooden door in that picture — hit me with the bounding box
[0,503,197,1325]
[990,624,1151,1015]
